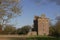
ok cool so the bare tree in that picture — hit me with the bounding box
[0,0,22,30]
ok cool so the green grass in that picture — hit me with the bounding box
[27,37,59,40]
[10,36,60,40]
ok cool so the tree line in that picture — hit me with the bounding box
[0,16,60,37]
[49,17,60,37]
[0,25,31,35]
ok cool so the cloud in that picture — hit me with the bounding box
[49,0,60,5]
[32,0,60,5]
[56,16,60,20]
[32,0,49,5]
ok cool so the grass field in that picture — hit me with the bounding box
[10,37,60,40]
[0,35,60,40]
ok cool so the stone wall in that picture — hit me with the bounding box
[33,14,49,36]
[28,31,37,36]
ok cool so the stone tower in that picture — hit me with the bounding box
[33,14,49,36]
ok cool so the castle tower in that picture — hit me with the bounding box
[33,14,49,36]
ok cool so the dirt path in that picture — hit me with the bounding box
[0,37,10,40]
[0,35,29,40]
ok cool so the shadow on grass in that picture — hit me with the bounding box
[10,36,60,40]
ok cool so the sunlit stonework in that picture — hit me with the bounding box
[28,14,50,36]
